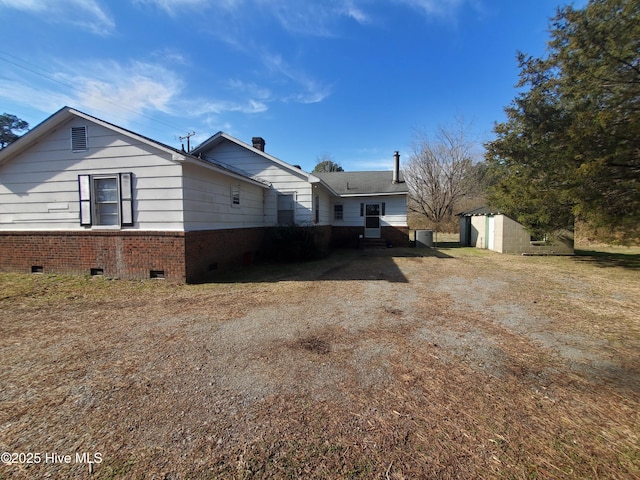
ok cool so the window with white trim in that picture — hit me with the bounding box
[231,185,240,207]
[79,173,134,227]
[277,193,295,225]
[334,204,343,221]
[95,177,119,225]
[71,126,88,151]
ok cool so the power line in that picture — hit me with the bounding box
[0,49,192,137]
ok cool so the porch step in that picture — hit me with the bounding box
[360,238,388,249]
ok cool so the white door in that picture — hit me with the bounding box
[364,203,381,238]
[487,215,495,250]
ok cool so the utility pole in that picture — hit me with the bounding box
[179,132,195,153]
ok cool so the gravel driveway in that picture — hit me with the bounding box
[1,246,639,478]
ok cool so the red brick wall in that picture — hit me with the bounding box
[331,226,410,248]
[0,231,187,282]
[382,226,410,247]
[184,228,266,283]
[0,225,408,283]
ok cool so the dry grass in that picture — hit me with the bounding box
[1,246,639,479]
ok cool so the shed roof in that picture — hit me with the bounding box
[457,206,502,216]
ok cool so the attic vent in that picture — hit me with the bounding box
[71,126,88,151]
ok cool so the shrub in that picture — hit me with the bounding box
[264,224,326,262]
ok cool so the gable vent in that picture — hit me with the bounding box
[71,126,88,151]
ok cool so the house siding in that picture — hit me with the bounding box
[181,162,265,231]
[0,117,184,231]
[329,195,409,247]
[199,141,317,225]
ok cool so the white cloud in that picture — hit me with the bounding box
[132,0,231,16]
[263,53,332,104]
[0,78,74,114]
[64,61,183,121]
[252,0,372,36]
[0,0,115,35]
[188,99,268,116]
[228,79,272,101]
[393,0,472,19]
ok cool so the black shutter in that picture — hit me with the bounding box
[382,202,386,216]
[78,175,91,226]
[120,172,133,227]
[360,203,364,216]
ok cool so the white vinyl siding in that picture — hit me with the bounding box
[199,141,319,225]
[181,162,265,231]
[0,118,184,231]
[332,196,407,227]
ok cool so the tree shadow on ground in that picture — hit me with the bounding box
[573,249,640,270]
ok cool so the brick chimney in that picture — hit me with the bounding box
[392,151,400,184]
[252,137,265,152]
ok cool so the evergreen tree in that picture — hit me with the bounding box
[486,0,640,242]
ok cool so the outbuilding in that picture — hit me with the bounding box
[458,206,574,255]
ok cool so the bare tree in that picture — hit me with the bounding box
[404,121,478,243]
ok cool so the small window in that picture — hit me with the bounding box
[277,193,295,226]
[334,204,343,221]
[71,126,88,151]
[231,185,240,206]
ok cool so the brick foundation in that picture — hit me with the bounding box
[0,230,187,281]
[331,226,410,248]
[0,225,406,283]
[382,226,410,247]
[184,228,266,283]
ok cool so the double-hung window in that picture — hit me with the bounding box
[231,185,240,207]
[277,193,295,225]
[79,173,133,227]
[333,204,343,221]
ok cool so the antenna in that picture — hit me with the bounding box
[179,132,195,153]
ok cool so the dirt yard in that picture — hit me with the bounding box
[1,245,639,479]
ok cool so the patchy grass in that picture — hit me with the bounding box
[1,247,639,479]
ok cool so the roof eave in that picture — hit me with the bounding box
[337,191,408,198]
[192,132,313,180]
[181,155,271,188]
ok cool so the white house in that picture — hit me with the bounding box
[0,107,409,282]
[313,152,408,248]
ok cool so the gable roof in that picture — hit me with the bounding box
[0,106,269,188]
[314,171,408,197]
[192,131,320,183]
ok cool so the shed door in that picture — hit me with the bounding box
[364,203,381,238]
[487,215,495,250]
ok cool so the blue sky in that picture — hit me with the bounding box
[0,0,586,171]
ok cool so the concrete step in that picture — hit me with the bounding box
[360,238,388,249]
